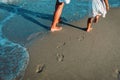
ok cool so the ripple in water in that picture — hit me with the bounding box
[0,41,29,80]
[0,6,29,80]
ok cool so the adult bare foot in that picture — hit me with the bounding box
[51,26,62,32]
[86,28,93,32]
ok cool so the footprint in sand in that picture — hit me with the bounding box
[36,64,45,73]
[77,33,86,41]
[117,70,120,80]
[112,69,120,80]
[56,53,64,62]
[56,42,66,49]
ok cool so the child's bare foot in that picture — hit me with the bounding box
[51,26,62,32]
[86,28,93,32]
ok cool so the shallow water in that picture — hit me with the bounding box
[0,3,29,80]
[0,0,120,80]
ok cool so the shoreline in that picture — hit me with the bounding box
[23,8,120,80]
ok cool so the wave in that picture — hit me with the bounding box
[0,0,119,80]
[0,7,29,80]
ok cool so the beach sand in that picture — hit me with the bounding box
[3,8,120,80]
[22,8,120,80]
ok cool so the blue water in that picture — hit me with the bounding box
[0,5,29,80]
[0,0,120,80]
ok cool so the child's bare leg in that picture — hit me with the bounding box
[51,2,64,32]
[87,18,94,32]
[94,15,100,23]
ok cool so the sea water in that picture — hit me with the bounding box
[0,0,120,80]
[0,1,29,80]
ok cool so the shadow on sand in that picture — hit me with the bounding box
[0,3,85,31]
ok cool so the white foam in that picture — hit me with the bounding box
[1,0,19,4]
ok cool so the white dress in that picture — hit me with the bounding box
[58,0,70,4]
[89,0,107,18]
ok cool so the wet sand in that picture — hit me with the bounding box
[3,7,119,80]
[21,8,120,80]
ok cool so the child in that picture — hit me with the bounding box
[87,0,109,32]
[50,0,70,32]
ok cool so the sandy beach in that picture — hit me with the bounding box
[2,7,120,80]
[18,8,120,80]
